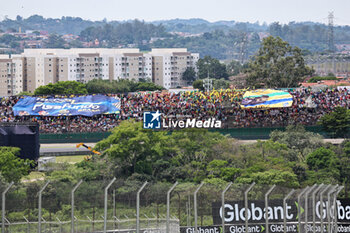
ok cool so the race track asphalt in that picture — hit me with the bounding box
[39,139,344,155]
[40,143,96,155]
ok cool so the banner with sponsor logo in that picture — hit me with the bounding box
[13,95,120,117]
[240,89,293,108]
[210,199,350,233]
[181,224,350,233]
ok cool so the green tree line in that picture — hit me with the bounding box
[32,80,164,95]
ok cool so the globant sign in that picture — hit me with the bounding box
[195,199,350,233]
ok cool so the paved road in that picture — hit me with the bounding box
[40,143,96,155]
[40,139,345,155]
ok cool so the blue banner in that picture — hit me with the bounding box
[13,95,120,117]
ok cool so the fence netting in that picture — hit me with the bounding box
[0,181,344,233]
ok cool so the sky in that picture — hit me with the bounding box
[1,0,350,25]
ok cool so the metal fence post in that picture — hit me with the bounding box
[328,185,338,233]
[23,216,30,233]
[312,184,324,233]
[244,182,255,233]
[71,179,83,233]
[194,182,204,233]
[3,218,10,233]
[333,186,344,233]
[2,182,14,233]
[304,184,317,231]
[320,185,331,233]
[38,180,50,233]
[283,189,295,233]
[113,189,116,230]
[265,185,276,233]
[104,177,116,233]
[56,217,62,233]
[86,216,93,232]
[167,182,178,233]
[297,186,309,233]
[222,182,233,233]
[113,216,120,231]
[136,181,148,233]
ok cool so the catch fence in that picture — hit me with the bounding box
[0,180,346,233]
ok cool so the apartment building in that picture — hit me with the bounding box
[150,48,199,88]
[0,55,24,96]
[0,48,198,96]
[21,48,154,92]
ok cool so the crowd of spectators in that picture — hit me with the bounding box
[0,87,349,133]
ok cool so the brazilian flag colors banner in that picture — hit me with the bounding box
[13,95,120,117]
[241,89,293,108]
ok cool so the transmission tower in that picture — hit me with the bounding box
[328,12,335,52]
[239,33,249,64]
[203,71,213,92]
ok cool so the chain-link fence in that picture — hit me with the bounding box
[0,181,346,233]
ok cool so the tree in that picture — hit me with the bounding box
[227,60,246,76]
[197,56,228,80]
[270,125,324,161]
[306,147,339,171]
[213,79,229,89]
[339,140,350,195]
[10,41,19,48]
[245,36,313,88]
[305,147,340,183]
[95,120,175,178]
[269,22,283,37]
[192,80,204,90]
[134,82,164,92]
[85,79,163,94]
[319,107,350,138]
[17,91,33,96]
[236,169,299,188]
[34,81,88,95]
[182,67,197,85]
[16,15,23,21]
[0,147,33,183]
[68,39,83,48]
[45,34,66,48]
[0,34,19,44]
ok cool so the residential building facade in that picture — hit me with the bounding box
[0,48,198,96]
[150,48,199,88]
[0,55,24,96]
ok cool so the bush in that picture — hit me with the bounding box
[308,76,337,83]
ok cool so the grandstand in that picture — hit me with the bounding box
[0,87,349,135]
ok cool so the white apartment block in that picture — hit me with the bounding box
[150,48,199,88]
[0,55,24,96]
[0,48,199,96]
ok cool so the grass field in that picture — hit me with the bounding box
[22,171,45,182]
[55,155,86,163]
[22,155,86,182]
